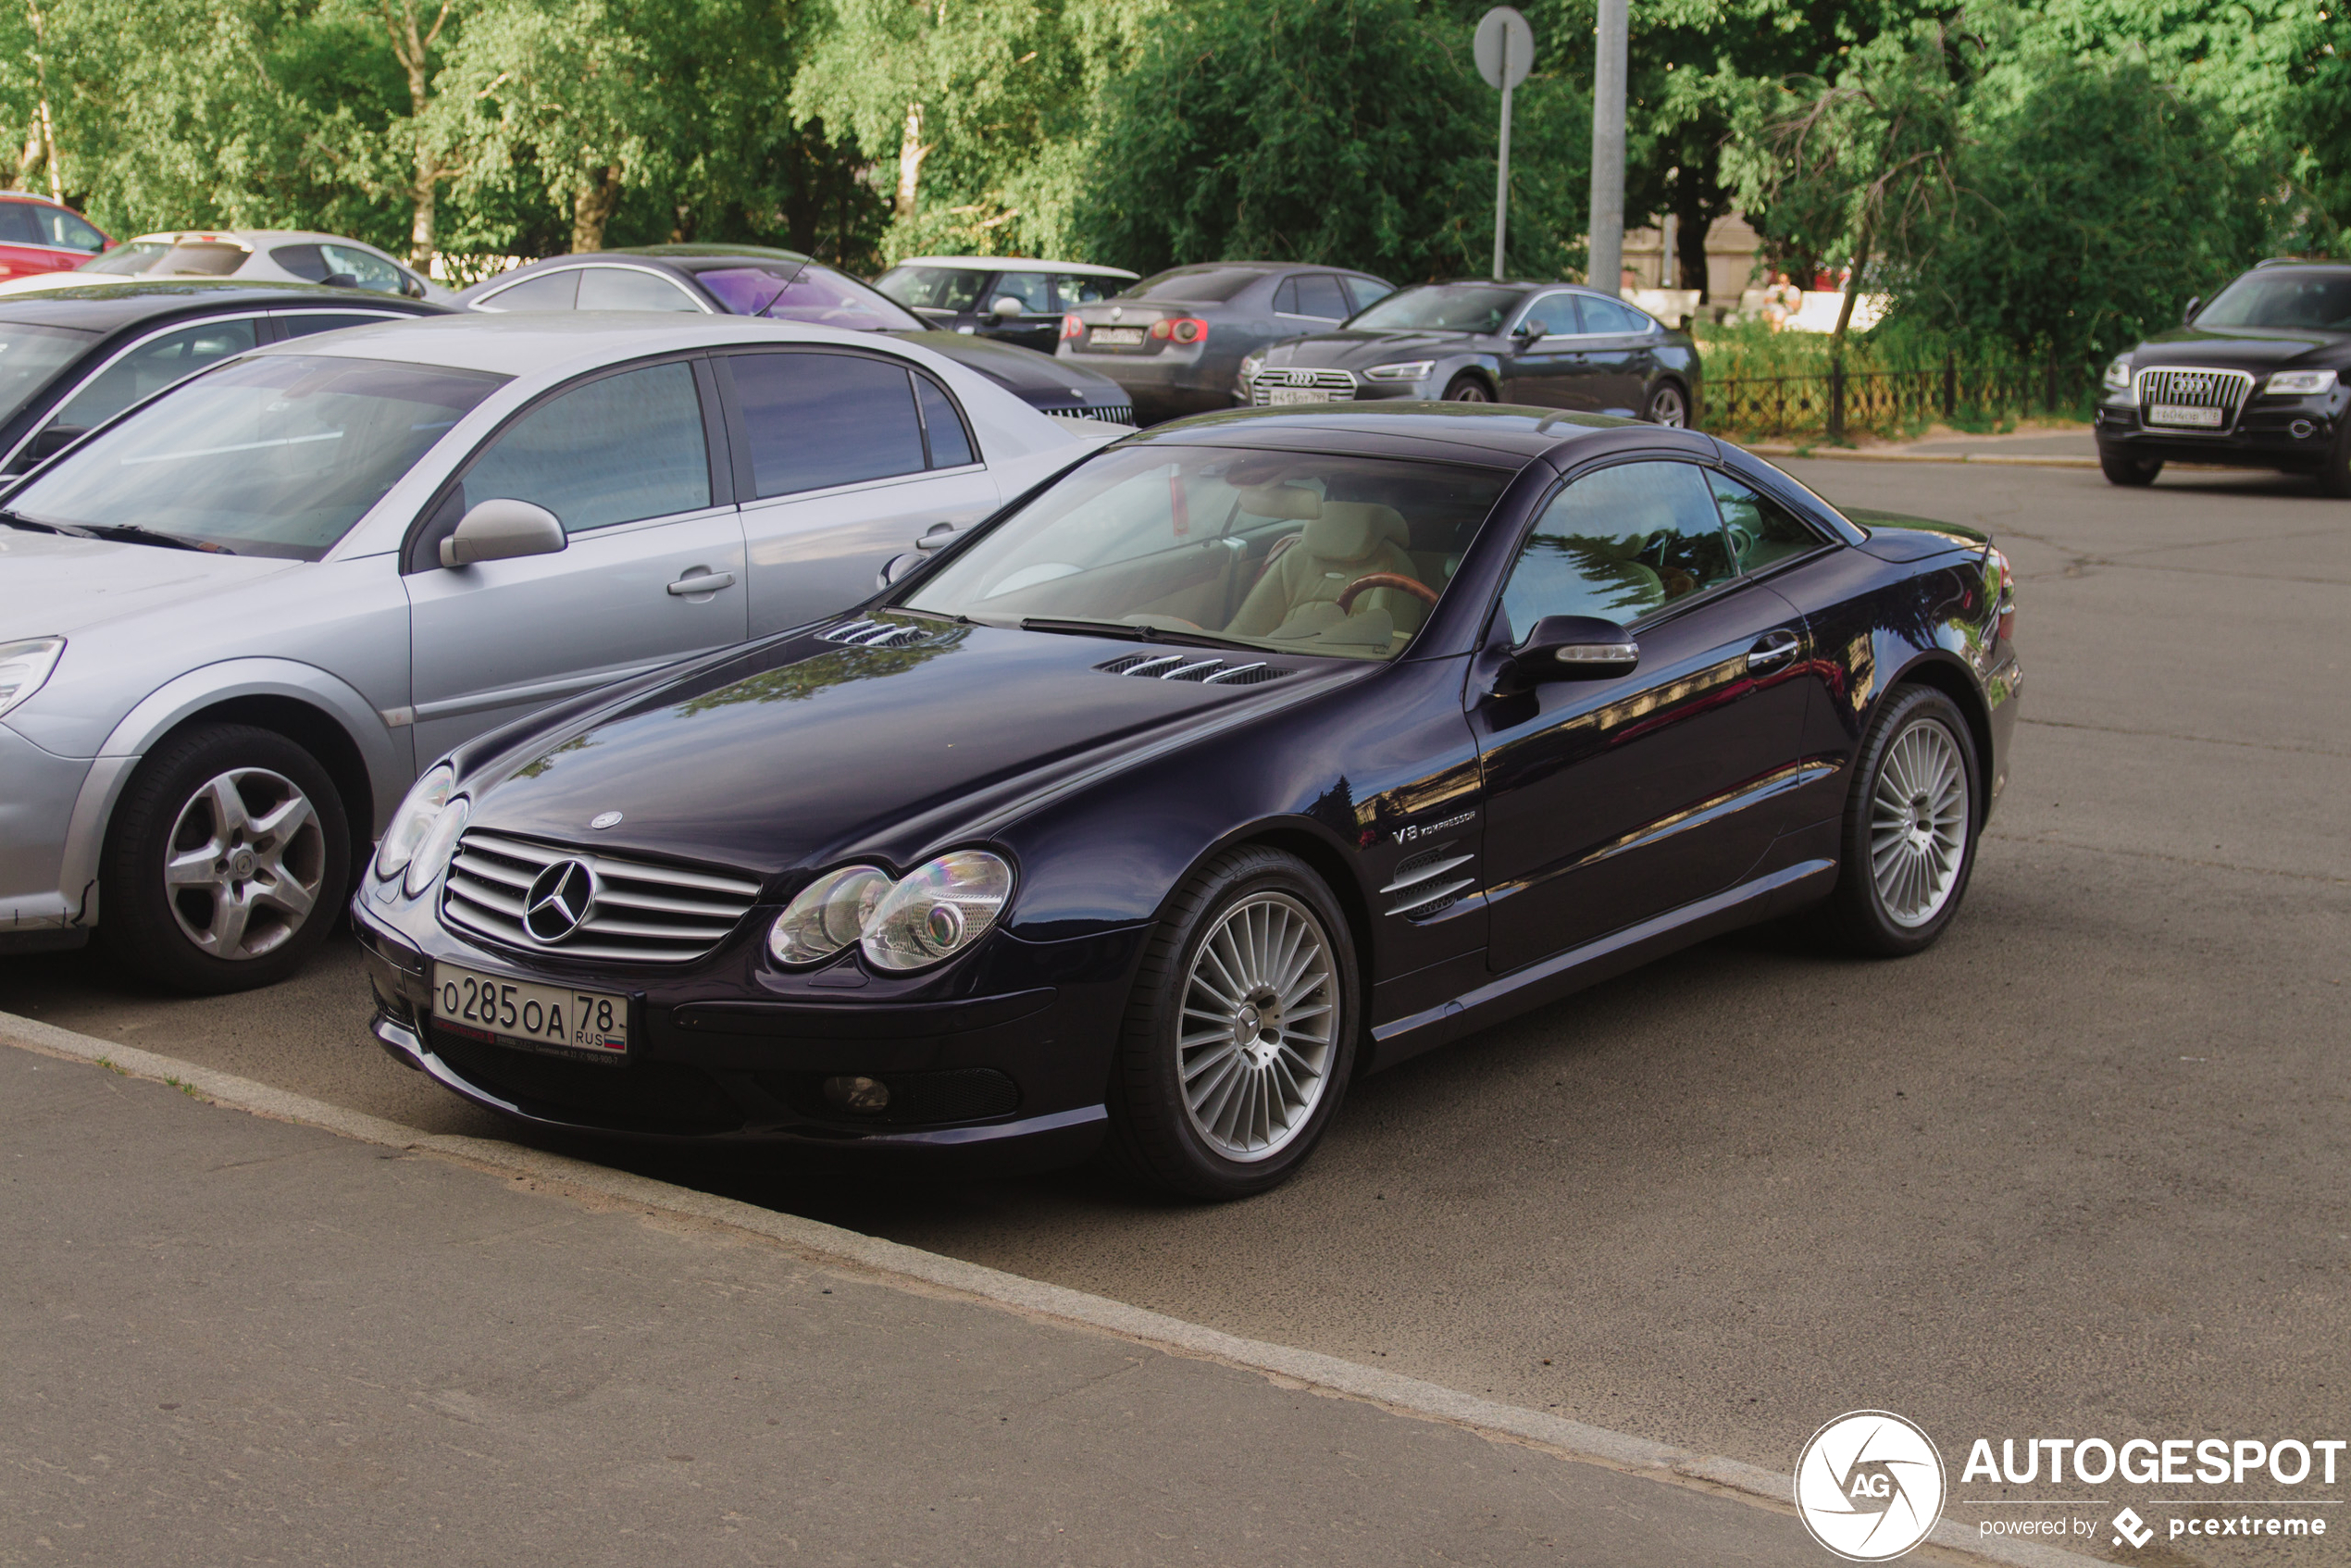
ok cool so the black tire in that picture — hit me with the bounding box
[1102,846,1359,1200]
[1442,375,1490,403]
[2319,420,2351,498]
[1820,686,1981,958]
[1642,380,1689,427]
[2098,448,2162,487]
[98,723,350,994]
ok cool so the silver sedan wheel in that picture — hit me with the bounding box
[163,767,326,961]
[1178,891,1338,1162]
[1646,383,1687,426]
[1869,719,1970,927]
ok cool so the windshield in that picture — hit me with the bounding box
[2196,270,2351,331]
[0,321,93,423]
[697,263,923,330]
[1122,268,1265,304]
[905,444,1513,662]
[874,265,985,313]
[1350,284,1526,333]
[7,353,506,559]
[79,241,168,276]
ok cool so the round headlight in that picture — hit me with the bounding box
[374,764,454,882]
[861,850,1013,972]
[768,865,891,965]
[404,794,469,898]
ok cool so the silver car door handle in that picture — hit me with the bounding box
[667,570,736,595]
[1748,630,1801,671]
[915,523,957,550]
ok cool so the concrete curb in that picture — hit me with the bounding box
[0,1007,2106,1568]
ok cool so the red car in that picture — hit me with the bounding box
[0,193,109,281]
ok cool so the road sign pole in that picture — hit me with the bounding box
[1475,8,1535,284]
[1493,53,1513,280]
[1587,0,1627,293]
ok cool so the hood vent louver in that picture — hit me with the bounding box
[821,618,933,649]
[1097,653,1296,686]
[1382,841,1475,919]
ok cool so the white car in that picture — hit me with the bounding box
[0,230,454,302]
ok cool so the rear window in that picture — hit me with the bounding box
[147,243,249,278]
[1123,268,1267,304]
[697,264,924,330]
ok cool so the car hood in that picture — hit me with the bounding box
[1265,330,1481,369]
[893,330,1127,404]
[0,528,302,640]
[464,619,1339,882]
[2132,326,2345,371]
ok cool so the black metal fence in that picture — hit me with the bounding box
[1700,354,2100,442]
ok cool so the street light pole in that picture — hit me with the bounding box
[1587,0,1627,294]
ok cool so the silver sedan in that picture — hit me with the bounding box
[0,312,1111,990]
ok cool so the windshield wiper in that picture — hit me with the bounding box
[1017,616,1254,651]
[0,507,96,537]
[77,522,232,554]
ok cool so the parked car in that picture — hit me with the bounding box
[872,255,1138,355]
[1240,280,1701,426]
[0,279,448,477]
[0,230,454,302]
[0,192,110,283]
[1058,263,1397,424]
[352,403,2021,1198]
[2096,258,2351,494]
[0,314,1114,989]
[460,245,1138,426]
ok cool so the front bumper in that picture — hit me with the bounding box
[354,896,1142,1166]
[2096,388,2344,468]
[0,721,94,952]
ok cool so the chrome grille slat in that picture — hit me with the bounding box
[442,828,762,964]
[449,881,528,918]
[819,617,931,649]
[1386,876,1475,918]
[1379,852,1474,896]
[1097,653,1295,686]
[1385,840,1474,918]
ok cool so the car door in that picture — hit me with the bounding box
[722,347,1001,635]
[403,356,747,763]
[1498,291,1590,408]
[1574,294,1657,416]
[1471,456,1816,972]
[0,200,63,280]
[4,312,267,473]
[976,270,1059,353]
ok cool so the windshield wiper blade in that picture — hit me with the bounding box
[79,522,232,554]
[1017,616,1252,651]
[0,508,93,538]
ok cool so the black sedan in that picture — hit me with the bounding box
[354,404,2021,1199]
[1057,262,1396,424]
[2096,259,2351,493]
[1243,280,1701,426]
[0,279,448,475]
[459,245,1138,426]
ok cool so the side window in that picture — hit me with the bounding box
[914,376,976,468]
[576,266,702,312]
[479,270,580,311]
[463,361,710,534]
[1053,273,1113,306]
[1273,278,1301,315]
[277,311,402,340]
[1343,276,1393,313]
[317,243,407,293]
[1499,461,1735,636]
[52,317,261,431]
[0,203,40,244]
[270,243,329,281]
[991,271,1052,314]
[728,351,929,498]
[33,206,104,251]
[1292,274,1350,320]
[1707,470,1824,573]
[1586,296,1652,335]
[1518,292,1581,337]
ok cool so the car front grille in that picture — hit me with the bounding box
[442,828,763,964]
[2133,367,2255,432]
[1250,367,1356,404]
[1096,652,1295,685]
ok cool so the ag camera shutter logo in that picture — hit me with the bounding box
[1795,1411,1947,1561]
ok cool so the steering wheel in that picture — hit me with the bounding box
[1334,573,1440,614]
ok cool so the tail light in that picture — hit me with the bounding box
[1060,313,1084,341]
[1150,317,1209,344]
[1987,547,2016,641]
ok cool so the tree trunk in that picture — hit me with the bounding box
[894,102,930,219]
[26,1,61,202]
[382,0,454,267]
[1831,220,1872,354]
[1673,180,1713,301]
[572,165,621,252]
[7,126,42,192]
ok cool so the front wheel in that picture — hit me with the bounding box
[1442,375,1490,403]
[98,723,350,993]
[2099,448,2162,487]
[2319,420,2351,498]
[1642,380,1689,427]
[1104,846,1359,1200]
[1820,687,1979,958]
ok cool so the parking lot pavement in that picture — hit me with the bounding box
[5,461,2345,1563]
[2,1041,1902,1568]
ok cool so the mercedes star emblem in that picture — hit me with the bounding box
[591,810,624,829]
[522,859,597,943]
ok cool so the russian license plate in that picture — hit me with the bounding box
[2148,404,2224,428]
[432,964,628,1057]
[1088,327,1145,346]
[1267,387,1333,405]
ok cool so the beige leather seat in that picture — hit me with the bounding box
[1227,502,1426,639]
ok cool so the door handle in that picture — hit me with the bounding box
[666,569,736,596]
[1748,630,1801,671]
[915,522,957,551]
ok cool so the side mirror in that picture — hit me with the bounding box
[879,552,923,586]
[990,295,1025,321]
[404,275,427,299]
[1512,317,1544,343]
[2183,295,2201,326]
[25,424,83,465]
[441,499,566,567]
[1502,615,1639,690]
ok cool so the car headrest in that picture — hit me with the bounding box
[1304,502,1408,562]
[1238,483,1324,521]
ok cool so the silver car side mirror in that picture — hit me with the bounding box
[441,499,566,567]
[990,296,1025,321]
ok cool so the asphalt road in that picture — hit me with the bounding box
[6,458,2345,1562]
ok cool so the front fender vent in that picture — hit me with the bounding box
[821,617,931,649]
[1097,653,1295,685]
[1383,841,1475,919]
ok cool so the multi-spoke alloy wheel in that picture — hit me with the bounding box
[1177,891,1337,1162]
[1868,719,1970,927]
[1107,846,1359,1199]
[1644,382,1688,427]
[100,724,350,993]
[163,766,326,960]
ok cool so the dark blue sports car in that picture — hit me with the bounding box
[354,404,2021,1199]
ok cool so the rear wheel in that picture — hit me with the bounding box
[1820,687,1979,958]
[2098,448,2162,487]
[98,723,350,994]
[1443,375,1489,403]
[1103,846,1358,1200]
[1643,380,1688,426]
